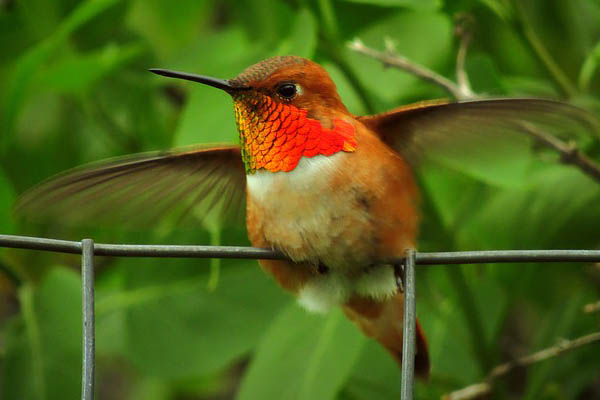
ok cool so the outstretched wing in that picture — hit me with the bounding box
[359,99,599,182]
[15,145,246,227]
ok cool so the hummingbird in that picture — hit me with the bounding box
[16,56,596,378]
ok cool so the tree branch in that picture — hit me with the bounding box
[347,38,472,100]
[583,300,600,314]
[442,331,600,400]
[347,35,600,184]
[454,13,476,99]
[518,122,600,182]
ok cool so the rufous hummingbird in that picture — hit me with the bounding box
[17,56,595,378]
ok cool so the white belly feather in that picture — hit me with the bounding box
[247,154,398,312]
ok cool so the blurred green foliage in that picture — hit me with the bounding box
[1,0,600,399]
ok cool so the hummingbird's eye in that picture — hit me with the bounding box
[276,83,297,99]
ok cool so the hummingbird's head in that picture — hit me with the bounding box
[150,56,357,173]
[227,56,348,116]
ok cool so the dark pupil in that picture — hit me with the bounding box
[278,83,296,98]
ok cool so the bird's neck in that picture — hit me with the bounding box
[233,94,357,174]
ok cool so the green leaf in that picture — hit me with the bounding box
[478,0,514,21]
[323,62,368,115]
[418,166,486,232]
[1,268,82,400]
[465,53,506,95]
[103,257,288,378]
[174,87,238,146]
[502,75,560,97]
[416,271,482,385]
[523,294,585,400]
[229,0,295,45]
[340,0,441,10]
[167,27,262,78]
[0,167,16,234]
[275,8,318,58]
[343,335,413,400]
[237,304,364,400]
[15,0,62,40]
[578,40,600,92]
[486,17,541,77]
[127,0,213,59]
[41,43,144,94]
[465,165,600,249]
[2,0,125,151]
[126,378,172,400]
[431,147,532,188]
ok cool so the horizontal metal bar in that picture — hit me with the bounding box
[0,234,285,259]
[1,234,600,264]
[415,250,600,264]
[0,234,82,253]
[92,243,285,259]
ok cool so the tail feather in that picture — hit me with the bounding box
[414,320,430,379]
[343,292,430,378]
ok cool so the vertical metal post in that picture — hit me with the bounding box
[81,239,95,400]
[401,249,416,400]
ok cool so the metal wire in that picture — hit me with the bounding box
[81,239,95,400]
[401,250,416,400]
[2,235,600,263]
[1,233,600,400]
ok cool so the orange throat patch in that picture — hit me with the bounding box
[233,93,357,173]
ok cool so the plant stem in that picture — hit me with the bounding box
[443,331,600,400]
[207,227,221,291]
[0,260,22,287]
[512,1,577,98]
[328,47,377,114]
[578,40,600,92]
[317,0,339,41]
[446,267,492,373]
[20,284,46,400]
[315,0,376,114]
[347,39,474,100]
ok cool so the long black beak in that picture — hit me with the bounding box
[149,68,247,92]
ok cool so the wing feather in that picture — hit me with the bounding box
[359,98,599,166]
[15,145,246,227]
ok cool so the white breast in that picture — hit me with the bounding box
[246,154,340,204]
